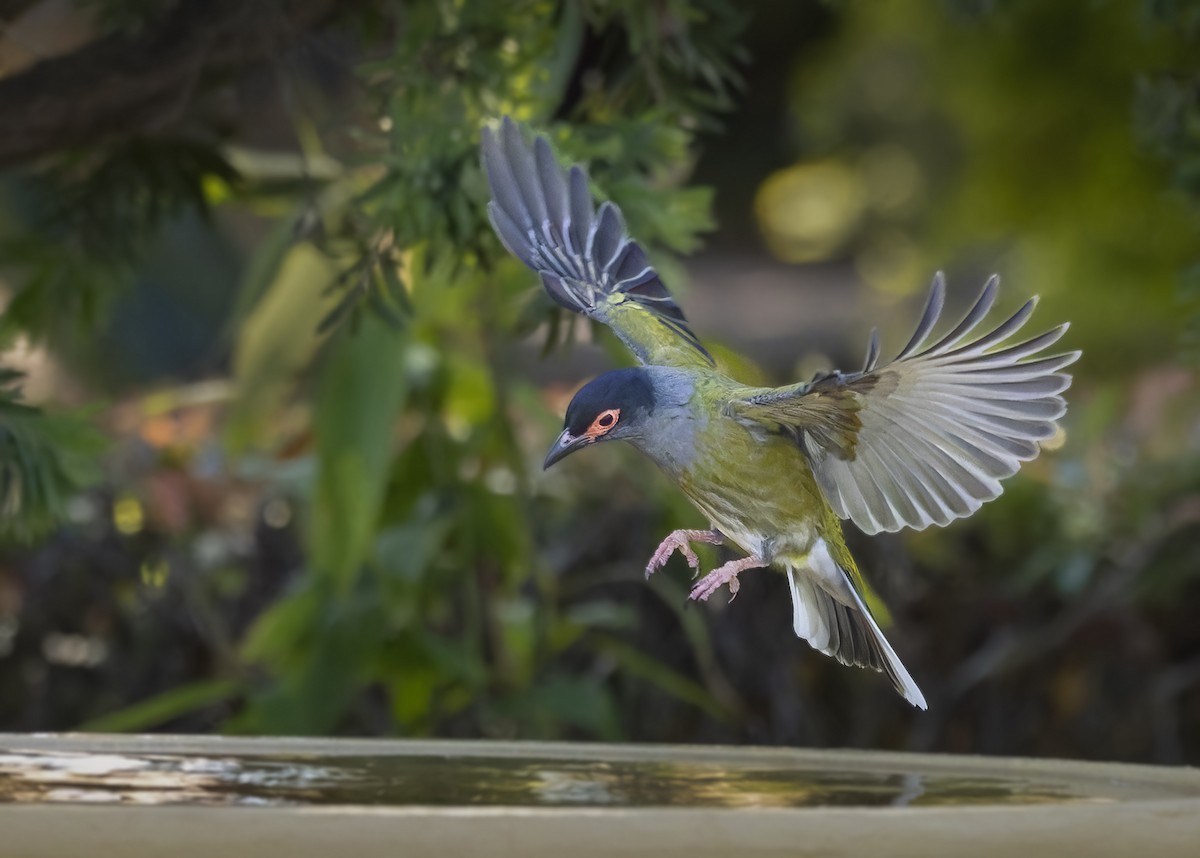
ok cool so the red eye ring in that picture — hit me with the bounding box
[586,408,620,438]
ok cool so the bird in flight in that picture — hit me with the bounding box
[481,118,1078,709]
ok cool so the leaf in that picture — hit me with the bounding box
[77,678,241,733]
[378,255,413,315]
[234,589,388,735]
[240,583,323,666]
[234,626,377,736]
[591,634,734,722]
[310,314,410,589]
[442,355,496,428]
[226,242,340,450]
[495,674,622,739]
[383,634,440,730]
[227,213,304,327]
[0,370,104,542]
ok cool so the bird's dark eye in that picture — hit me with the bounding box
[598,412,615,427]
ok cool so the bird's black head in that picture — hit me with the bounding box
[544,367,657,469]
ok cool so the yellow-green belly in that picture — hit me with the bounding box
[677,411,832,563]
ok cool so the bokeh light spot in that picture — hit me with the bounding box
[754,160,866,263]
[113,496,144,535]
[263,498,293,529]
[139,559,169,590]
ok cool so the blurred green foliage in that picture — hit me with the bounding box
[0,0,1198,761]
[0,369,102,542]
[1136,0,1200,363]
[209,0,744,737]
[775,0,1198,374]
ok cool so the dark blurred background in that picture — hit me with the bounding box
[1,0,1198,764]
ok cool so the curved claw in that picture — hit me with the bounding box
[690,574,740,603]
[689,555,767,603]
[644,529,722,580]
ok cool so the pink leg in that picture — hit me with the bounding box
[645,529,723,580]
[690,555,768,603]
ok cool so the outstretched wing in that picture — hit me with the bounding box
[482,117,713,369]
[728,273,1080,535]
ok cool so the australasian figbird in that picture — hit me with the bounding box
[482,118,1079,709]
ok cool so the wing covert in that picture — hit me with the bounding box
[482,117,713,369]
[729,273,1080,534]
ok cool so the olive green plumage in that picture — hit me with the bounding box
[484,117,1079,710]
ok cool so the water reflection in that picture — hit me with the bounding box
[0,747,1158,809]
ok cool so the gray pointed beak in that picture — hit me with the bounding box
[544,428,592,470]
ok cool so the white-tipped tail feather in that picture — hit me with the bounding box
[786,541,926,709]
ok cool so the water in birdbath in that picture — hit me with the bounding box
[0,741,1183,808]
[2,736,1199,857]
[0,750,1059,808]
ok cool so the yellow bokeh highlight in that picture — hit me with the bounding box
[113,495,145,535]
[755,159,866,263]
[1041,424,1068,452]
[201,174,232,207]
[140,559,170,590]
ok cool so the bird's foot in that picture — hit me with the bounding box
[689,555,766,603]
[645,529,723,580]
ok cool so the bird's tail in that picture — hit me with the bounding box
[786,564,927,710]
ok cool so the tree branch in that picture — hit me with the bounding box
[0,0,345,168]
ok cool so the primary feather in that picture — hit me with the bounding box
[730,273,1080,534]
[481,117,713,368]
